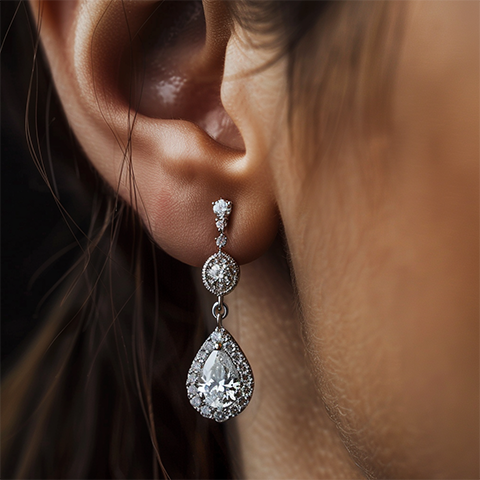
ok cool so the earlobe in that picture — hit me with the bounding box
[31,0,279,267]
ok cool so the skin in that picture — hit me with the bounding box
[32,0,478,478]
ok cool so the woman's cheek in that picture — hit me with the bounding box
[291,1,478,475]
[276,135,476,475]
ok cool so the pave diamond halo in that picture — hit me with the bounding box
[187,198,254,422]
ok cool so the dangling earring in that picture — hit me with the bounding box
[186,199,254,422]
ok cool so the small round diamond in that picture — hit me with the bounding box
[216,234,227,248]
[192,362,201,371]
[213,199,232,217]
[211,331,222,342]
[214,411,226,422]
[190,396,201,407]
[188,385,197,395]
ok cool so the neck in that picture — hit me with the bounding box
[201,248,363,479]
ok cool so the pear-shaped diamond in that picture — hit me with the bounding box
[198,350,241,408]
[186,327,254,422]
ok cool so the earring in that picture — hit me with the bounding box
[186,199,254,422]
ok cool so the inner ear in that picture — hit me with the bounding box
[120,0,244,151]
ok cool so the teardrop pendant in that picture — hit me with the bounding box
[186,326,254,422]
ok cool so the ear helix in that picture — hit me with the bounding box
[186,199,254,422]
[32,0,279,268]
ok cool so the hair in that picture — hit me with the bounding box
[2,2,228,478]
[1,1,404,478]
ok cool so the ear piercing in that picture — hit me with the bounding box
[186,199,254,422]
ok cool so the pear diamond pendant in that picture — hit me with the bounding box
[186,326,254,422]
[187,199,254,422]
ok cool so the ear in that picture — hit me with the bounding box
[30,0,279,267]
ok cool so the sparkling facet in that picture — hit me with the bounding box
[216,234,227,248]
[202,252,239,295]
[197,350,241,409]
[213,199,232,217]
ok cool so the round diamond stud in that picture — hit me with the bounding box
[213,199,232,217]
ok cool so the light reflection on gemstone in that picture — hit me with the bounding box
[209,263,226,281]
[213,199,232,217]
[197,350,241,409]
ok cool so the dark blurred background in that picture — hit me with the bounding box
[1,121,77,367]
[1,1,91,371]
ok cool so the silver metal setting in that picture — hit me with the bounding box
[212,300,228,325]
[187,198,254,422]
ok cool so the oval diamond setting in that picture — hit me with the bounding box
[202,251,239,296]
